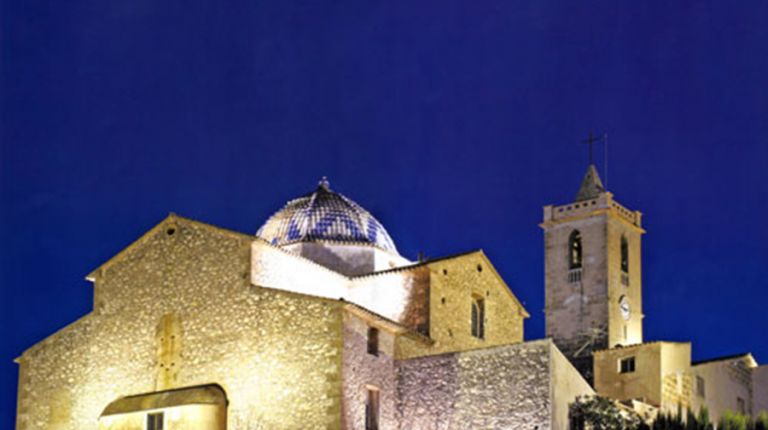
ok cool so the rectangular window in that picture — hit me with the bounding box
[696,376,706,398]
[147,412,164,430]
[367,327,379,356]
[619,356,636,373]
[365,388,380,430]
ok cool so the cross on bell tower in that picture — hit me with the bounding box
[582,132,603,165]
[540,136,645,384]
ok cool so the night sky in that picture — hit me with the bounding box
[2,1,767,425]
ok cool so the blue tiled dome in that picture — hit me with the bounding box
[257,178,398,254]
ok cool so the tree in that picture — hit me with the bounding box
[569,395,644,430]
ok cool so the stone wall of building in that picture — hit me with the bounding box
[543,191,645,383]
[543,209,610,380]
[349,268,430,333]
[420,253,526,358]
[251,239,349,299]
[551,343,596,430]
[396,339,593,430]
[17,216,345,430]
[594,342,693,414]
[691,357,755,423]
[341,312,399,430]
[605,215,643,348]
[754,365,768,415]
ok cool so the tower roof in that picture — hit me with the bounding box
[575,164,606,201]
[257,178,399,254]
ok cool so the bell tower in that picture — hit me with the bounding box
[541,164,644,383]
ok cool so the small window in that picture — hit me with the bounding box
[619,356,636,373]
[737,397,746,414]
[366,387,380,430]
[147,412,164,430]
[471,297,485,339]
[620,236,629,273]
[367,327,379,356]
[569,230,583,269]
[696,376,706,398]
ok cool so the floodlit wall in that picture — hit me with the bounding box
[691,357,755,423]
[396,339,593,430]
[418,254,526,358]
[99,404,225,430]
[594,342,691,414]
[251,239,349,299]
[658,342,693,414]
[341,312,400,429]
[17,216,345,430]
[542,192,645,382]
[595,343,664,407]
[551,343,596,430]
[754,365,768,415]
[348,268,430,331]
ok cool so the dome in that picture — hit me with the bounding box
[257,178,398,254]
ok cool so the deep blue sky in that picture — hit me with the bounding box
[2,1,767,425]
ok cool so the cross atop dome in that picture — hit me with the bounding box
[318,176,331,190]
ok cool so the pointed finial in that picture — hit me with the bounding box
[318,176,331,190]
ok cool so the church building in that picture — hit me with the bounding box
[14,168,768,429]
[542,165,768,424]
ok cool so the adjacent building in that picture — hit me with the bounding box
[543,165,767,425]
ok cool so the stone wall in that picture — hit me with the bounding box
[396,339,593,430]
[543,210,610,381]
[551,344,595,430]
[754,365,768,415]
[349,268,430,332]
[543,191,645,383]
[691,357,755,423]
[341,312,399,430]
[17,216,345,430]
[420,253,526,358]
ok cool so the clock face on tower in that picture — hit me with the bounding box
[619,295,631,321]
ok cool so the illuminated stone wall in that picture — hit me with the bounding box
[754,365,768,415]
[341,312,399,429]
[691,357,756,423]
[396,339,593,430]
[594,342,693,414]
[15,215,576,430]
[542,192,645,382]
[17,216,345,430]
[420,253,526,358]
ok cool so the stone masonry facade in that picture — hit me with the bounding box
[16,215,591,429]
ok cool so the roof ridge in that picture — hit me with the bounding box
[350,250,481,279]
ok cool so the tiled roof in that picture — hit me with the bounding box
[256,178,398,254]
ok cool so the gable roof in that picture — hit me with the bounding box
[353,250,529,318]
[85,214,252,282]
[84,214,530,320]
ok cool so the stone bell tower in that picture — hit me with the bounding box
[541,164,644,383]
